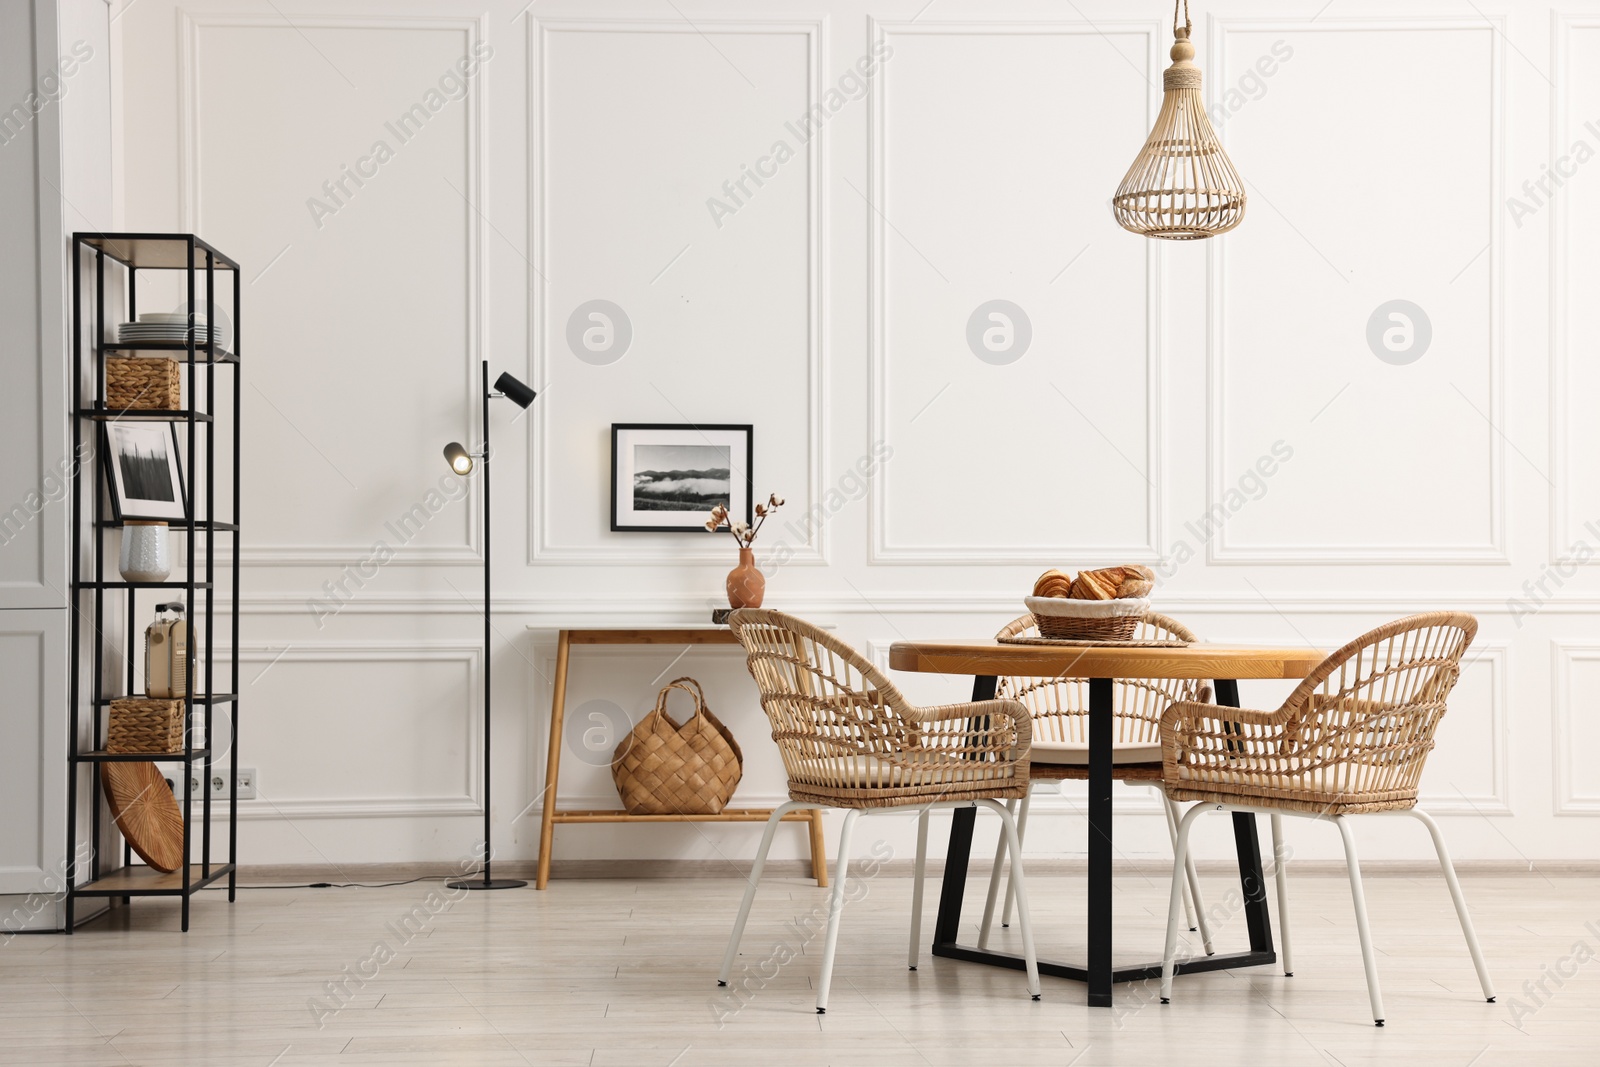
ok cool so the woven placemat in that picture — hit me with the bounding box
[997,634,1191,648]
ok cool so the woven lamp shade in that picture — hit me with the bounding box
[1113,2,1245,240]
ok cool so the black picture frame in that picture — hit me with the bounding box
[610,423,753,533]
[101,421,189,523]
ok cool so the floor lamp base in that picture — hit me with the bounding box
[447,878,528,891]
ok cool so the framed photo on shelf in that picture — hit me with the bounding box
[102,421,188,523]
[611,423,752,533]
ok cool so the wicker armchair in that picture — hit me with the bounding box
[1158,612,1496,1025]
[979,612,1217,949]
[720,609,1040,1012]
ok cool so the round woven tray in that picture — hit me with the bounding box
[101,762,185,873]
[998,634,1190,648]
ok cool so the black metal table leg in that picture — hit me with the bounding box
[1215,679,1274,953]
[1086,676,1114,1006]
[929,673,1278,1003]
[930,675,996,948]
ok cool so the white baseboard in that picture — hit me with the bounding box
[224,857,1600,885]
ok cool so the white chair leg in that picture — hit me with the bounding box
[978,798,1016,949]
[1162,792,1199,932]
[908,808,930,971]
[1335,816,1386,1026]
[1164,795,1215,954]
[1405,808,1495,1002]
[720,801,809,986]
[1161,802,1209,1002]
[815,808,862,1014]
[1001,791,1032,928]
[1271,813,1293,977]
[977,799,1040,999]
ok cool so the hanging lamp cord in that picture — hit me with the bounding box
[1174,0,1191,38]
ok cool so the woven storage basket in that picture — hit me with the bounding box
[107,357,182,410]
[612,677,742,815]
[1023,596,1150,642]
[107,697,185,754]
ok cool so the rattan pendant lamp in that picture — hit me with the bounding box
[1113,0,1246,240]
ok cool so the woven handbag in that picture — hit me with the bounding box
[611,677,743,815]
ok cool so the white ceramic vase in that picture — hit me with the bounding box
[119,521,171,582]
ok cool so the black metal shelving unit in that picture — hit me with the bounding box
[67,233,241,932]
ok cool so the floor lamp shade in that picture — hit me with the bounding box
[443,442,473,475]
[1112,1,1246,240]
[494,372,537,409]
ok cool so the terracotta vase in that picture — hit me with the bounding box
[725,547,765,609]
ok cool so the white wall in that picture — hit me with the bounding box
[107,0,1600,869]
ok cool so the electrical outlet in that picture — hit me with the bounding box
[156,760,200,797]
[208,767,257,800]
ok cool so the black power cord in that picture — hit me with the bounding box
[200,876,450,891]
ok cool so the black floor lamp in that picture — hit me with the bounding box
[443,360,537,890]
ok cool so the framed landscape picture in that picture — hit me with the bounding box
[611,423,752,533]
[102,421,188,523]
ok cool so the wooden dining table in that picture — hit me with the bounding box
[887,639,1326,1008]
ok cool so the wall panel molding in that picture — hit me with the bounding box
[0,0,68,606]
[212,642,481,819]
[1207,17,1507,564]
[1421,641,1510,815]
[1550,14,1600,562]
[1553,641,1600,815]
[220,590,1600,618]
[177,12,488,566]
[527,17,827,564]
[868,18,1164,564]
[0,614,66,892]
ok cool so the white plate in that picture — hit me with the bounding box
[136,312,207,324]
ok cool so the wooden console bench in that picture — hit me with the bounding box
[532,626,827,890]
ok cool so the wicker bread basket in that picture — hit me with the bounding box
[107,357,182,410]
[107,697,185,753]
[1023,596,1150,642]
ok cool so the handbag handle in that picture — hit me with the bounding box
[653,676,708,725]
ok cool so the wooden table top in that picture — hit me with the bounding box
[888,640,1326,680]
[520,626,741,645]
[525,621,833,645]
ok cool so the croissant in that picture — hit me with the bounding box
[1032,569,1075,598]
[1069,570,1120,600]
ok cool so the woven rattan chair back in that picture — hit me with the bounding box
[993,612,1202,748]
[729,609,1030,808]
[1167,612,1477,814]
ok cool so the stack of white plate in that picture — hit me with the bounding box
[117,312,212,346]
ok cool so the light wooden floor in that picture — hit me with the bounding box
[3,865,1596,1065]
